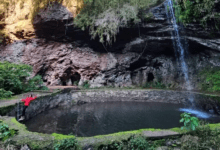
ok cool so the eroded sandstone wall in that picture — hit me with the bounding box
[0,0,220,89]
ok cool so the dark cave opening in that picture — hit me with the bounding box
[62,81,67,86]
[70,72,81,85]
[60,71,81,86]
[147,73,154,82]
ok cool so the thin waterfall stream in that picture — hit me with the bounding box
[165,0,192,91]
[164,0,211,118]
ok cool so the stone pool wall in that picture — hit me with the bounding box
[7,89,220,121]
[9,89,74,120]
[72,89,220,114]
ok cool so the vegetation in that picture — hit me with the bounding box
[73,80,79,86]
[53,138,78,150]
[98,120,220,150]
[73,0,160,46]
[181,122,220,149]
[0,120,17,141]
[199,66,220,92]
[1,115,220,150]
[0,61,48,99]
[179,112,199,131]
[99,136,154,150]
[128,136,150,150]
[82,80,90,89]
[0,0,158,45]
[172,0,220,30]
[142,81,166,89]
[0,89,13,99]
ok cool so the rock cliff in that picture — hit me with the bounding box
[0,0,220,89]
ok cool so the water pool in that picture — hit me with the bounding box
[24,101,220,137]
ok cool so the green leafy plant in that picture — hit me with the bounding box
[0,61,48,97]
[172,0,220,31]
[180,112,199,131]
[182,121,220,149]
[199,66,220,92]
[53,138,78,150]
[24,75,48,92]
[142,81,166,89]
[82,80,90,89]
[128,136,149,150]
[101,141,125,150]
[0,61,32,94]
[0,120,17,141]
[0,89,13,99]
[73,80,79,86]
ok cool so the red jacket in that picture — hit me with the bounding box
[21,96,37,106]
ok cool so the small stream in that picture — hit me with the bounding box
[24,101,220,137]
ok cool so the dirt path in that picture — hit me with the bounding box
[0,85,81,108]
[47,85,79,89]
[0,92,53,107]
[0,86,79,107]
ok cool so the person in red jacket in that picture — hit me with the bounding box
[18,94,37,121]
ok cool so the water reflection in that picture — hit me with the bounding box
[25,102,184,136]
[24,102,220,137]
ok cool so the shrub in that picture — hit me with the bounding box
[73,80,79,86]
[172,0,220,30]
[53,138,78,150]
[23,75,48,92]
[180,112,199,131]
[0,61,48,97]
[128,136,150,150]
[0,61,32,94]
[182,122,220,149]
[0,89,13,99]
[0,120,17,141]
[99,136,152,150]
[82,80,90,89]
[199,66,220,92]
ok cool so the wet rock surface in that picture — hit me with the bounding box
[0,0,220,89]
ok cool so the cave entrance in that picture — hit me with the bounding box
[60,77,67,86]
[71,72,81,86]
[62,81,67,86]
[147,73,154,82]
[60,71,81,86]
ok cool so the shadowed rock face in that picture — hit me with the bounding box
[33,1,74,41]
[0,1,220,89]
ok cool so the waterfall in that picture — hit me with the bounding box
[165,0,192,91]
[163,0,214,119]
